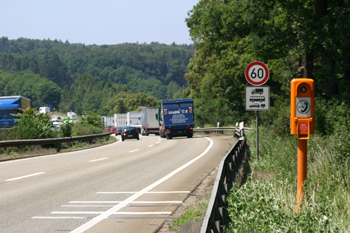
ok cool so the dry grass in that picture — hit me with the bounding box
[0,136,117,162]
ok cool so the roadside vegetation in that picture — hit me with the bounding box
[224,100,350,232]
[171,198,209,231]
[182,1,350,232]
[0,135,116,161]
[0,109,114,160]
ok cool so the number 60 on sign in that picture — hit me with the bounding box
[245,61,269,86]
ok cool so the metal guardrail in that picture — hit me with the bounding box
[201,122,246,233]
[0,132,112,152]
[194,126,239,137]
[194,122,250,135]
[194,127,236,132]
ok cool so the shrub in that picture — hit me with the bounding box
[80,110,103,128]
[72,123,102,136]
[11,108,56,139]
[60,122,73,137]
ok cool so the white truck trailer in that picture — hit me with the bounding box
[140,107,159,135]
[127,111,141,126]
[114,113,127,127]
[39,106,50,114]
[67,111,77,120]
[101,116,114,127]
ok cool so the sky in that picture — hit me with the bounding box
[0,0,200,45]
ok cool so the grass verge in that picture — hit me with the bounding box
[0,136,116,161]
[224,125,350,232]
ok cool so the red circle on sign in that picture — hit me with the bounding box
[245,61,269,86]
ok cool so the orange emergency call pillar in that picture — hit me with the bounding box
[290,78,315,211]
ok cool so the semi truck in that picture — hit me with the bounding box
[159,98,194,139]
[67,111,77,120]
[0,96,31,128]
[114,113,127,127]
[140,107,159,135]
[101,116,114,127]
[39,106,50,114]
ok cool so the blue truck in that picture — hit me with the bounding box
[0,96,31,128]
[159,98,194,139]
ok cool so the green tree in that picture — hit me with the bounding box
[12,108,55,139]
[185,0,350,125]
[105,92,161,115]
[80,110,103,128]
[0,70,61,108]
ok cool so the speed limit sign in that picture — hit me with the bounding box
[245,61,269,86]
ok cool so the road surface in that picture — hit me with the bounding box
[0,134,231,233]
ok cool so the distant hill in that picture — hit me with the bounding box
[0,37,195,114]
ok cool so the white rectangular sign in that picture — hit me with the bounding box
[245,86,270,111]
[296,97,311,117]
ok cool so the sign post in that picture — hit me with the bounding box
[290,78,315,211]
[245,61,269,161]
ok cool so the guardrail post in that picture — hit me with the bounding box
[225,163,233,191]
[214,221,221,233]
[56,143,61,152]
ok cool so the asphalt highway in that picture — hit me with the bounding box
[0,134,230,233]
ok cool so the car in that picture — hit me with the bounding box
[249,103,260,108]
[106,126,113,132]
[110,127,117,134]
[115,126,123,135]
[121,126,140,141]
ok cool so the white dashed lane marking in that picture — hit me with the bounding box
[88,158,109,163]
[5,172,45,182]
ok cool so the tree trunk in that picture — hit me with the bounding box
[301,52,314,79]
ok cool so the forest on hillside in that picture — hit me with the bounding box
[185,0,350,127]
[185,1,350,231]
[0,38,194,115]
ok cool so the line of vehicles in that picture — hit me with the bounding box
[0,96,195,140]
[103,98,194,140]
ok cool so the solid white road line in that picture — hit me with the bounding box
[70,137,213,233]
[128,149,139,153]
[69,201,183,204]
[32,216,85,219]
[52,211,171,215]
[97,191,190,194]
[5,172,45,182]
[62,205,116,208]
[88,158,109,163]
[148,145,154,147]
